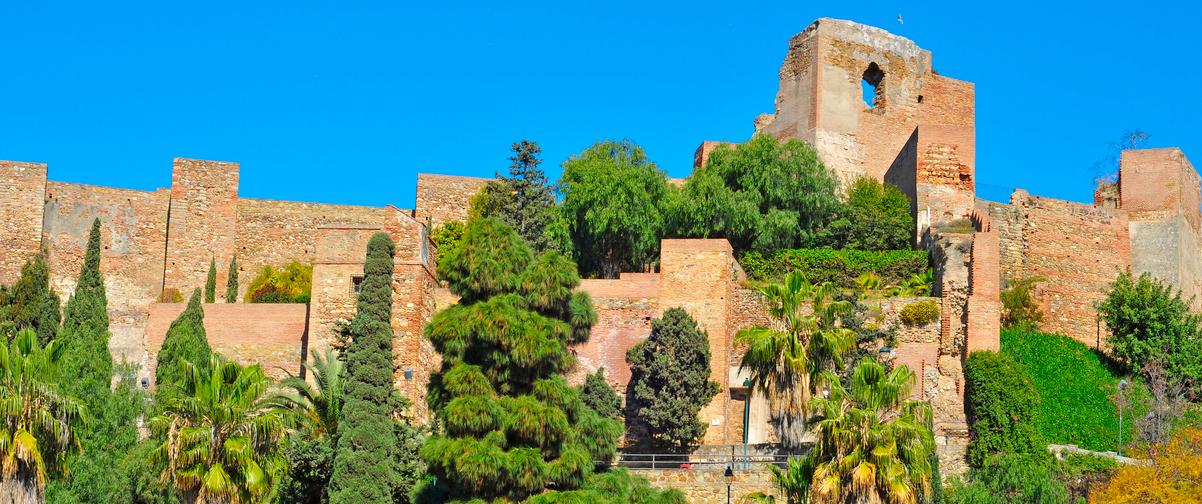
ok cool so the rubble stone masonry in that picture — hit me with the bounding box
[0,161,47,285]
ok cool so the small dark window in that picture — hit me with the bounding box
[917,95,924,104]
[351,275,364,294]
[861,62,885,109]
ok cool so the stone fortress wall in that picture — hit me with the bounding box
[2,17,1201,485]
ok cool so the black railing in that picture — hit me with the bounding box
[611,446,803,471]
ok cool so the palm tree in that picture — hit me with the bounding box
[0,329,86,504]
[272,348,344,438]
[149,355,288,504]
[806,358,935,504]
[735,272,856,447]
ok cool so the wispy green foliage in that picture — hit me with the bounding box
[1001,276,1045,329]
[225,255,239,303]
[58,218,112,406]
[0,254,62,345]
[430,220,466,267]
[154,289,212,397]
[559,140,668,278]
[148,356,288,504]
[579,367,622,420]
[946,453,1068,504]
[1098,271,1202,393]
[424,218,632,501]
[964,351,1042,466]
[526,467,686,503]
[204,257,217,303]
[826,177,914,250]
[666,134,840,254]
[626,308,719,450]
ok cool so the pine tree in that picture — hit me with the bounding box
[423,218,629,501]
[497,139,556,251]
[329,233,403,503]
[2,254,62,345]
[205,257,217,303]
[225,255,239,303]
[626,307,720,450]
[59,218,112,404]
[580,367,623,420]
[155,288,212,395]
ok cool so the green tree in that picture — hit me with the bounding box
[735,272,856,448]
[422,218,627,501]
[225,256,239,303]
[0,329,86,504]
[0,254,62,345]
[483,140,557,251]
[155,289,213,395]
[579,367,623,420]
[58,218,112,406]
[328,233,406,503]
[559,139,669,278]
[205,257,217,303]
[964,351,1042,467]
[667,135,841,253]
[826,177,914,250]
[626,308,720,450]
[148,355,288,504]
[807,358,936,504]
[1097,271,1202,393]
[430,220,467,267]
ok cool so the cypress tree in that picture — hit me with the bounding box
[422,218,630,501]
[155,288,212,395]
[329,233,402,503]
[225,255,239,303]
[59,218,112,404]
[3,254,62,345]
[626,307,720,451]
[205,257,217,303]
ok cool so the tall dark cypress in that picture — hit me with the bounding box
[59,218,112,403]
[155,288,212,395]
[329,233,400,503]
[225,255,239,303]
[204,257,217,303]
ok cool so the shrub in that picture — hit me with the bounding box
[946,453,1069,504]
[245,261,313,304]
[158,288,184,303]
[740,248,929,288]
[1090,427,1202,503]
[964,351,1042,466]
[1001,276,1045,329]
[826,177,914,250]
[1097,271,1202,395]
[900,300,939,326]
[580,367,623,420]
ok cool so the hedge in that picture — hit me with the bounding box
[964,351,1042,467]
[740,248,929,287]
[900,300,940,326]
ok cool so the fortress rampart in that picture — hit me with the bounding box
[3,18,1200,476]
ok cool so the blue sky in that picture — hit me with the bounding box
[2,1,1198,207]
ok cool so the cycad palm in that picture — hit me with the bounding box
[806,358,935,504]
[149,355,288,504]
[0,329,85,503]
[273,348,343,438]
[735,272,855,447]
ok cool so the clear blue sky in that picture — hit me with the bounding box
[3,1,1198,207]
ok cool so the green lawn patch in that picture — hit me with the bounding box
[1000,328,1144,452]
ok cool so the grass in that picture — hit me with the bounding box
[1000,328,1146,452]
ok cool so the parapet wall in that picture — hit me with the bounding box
[42,181,171,364]
[990,191,1132,346]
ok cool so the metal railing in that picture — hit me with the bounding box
[611,446,804,471]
